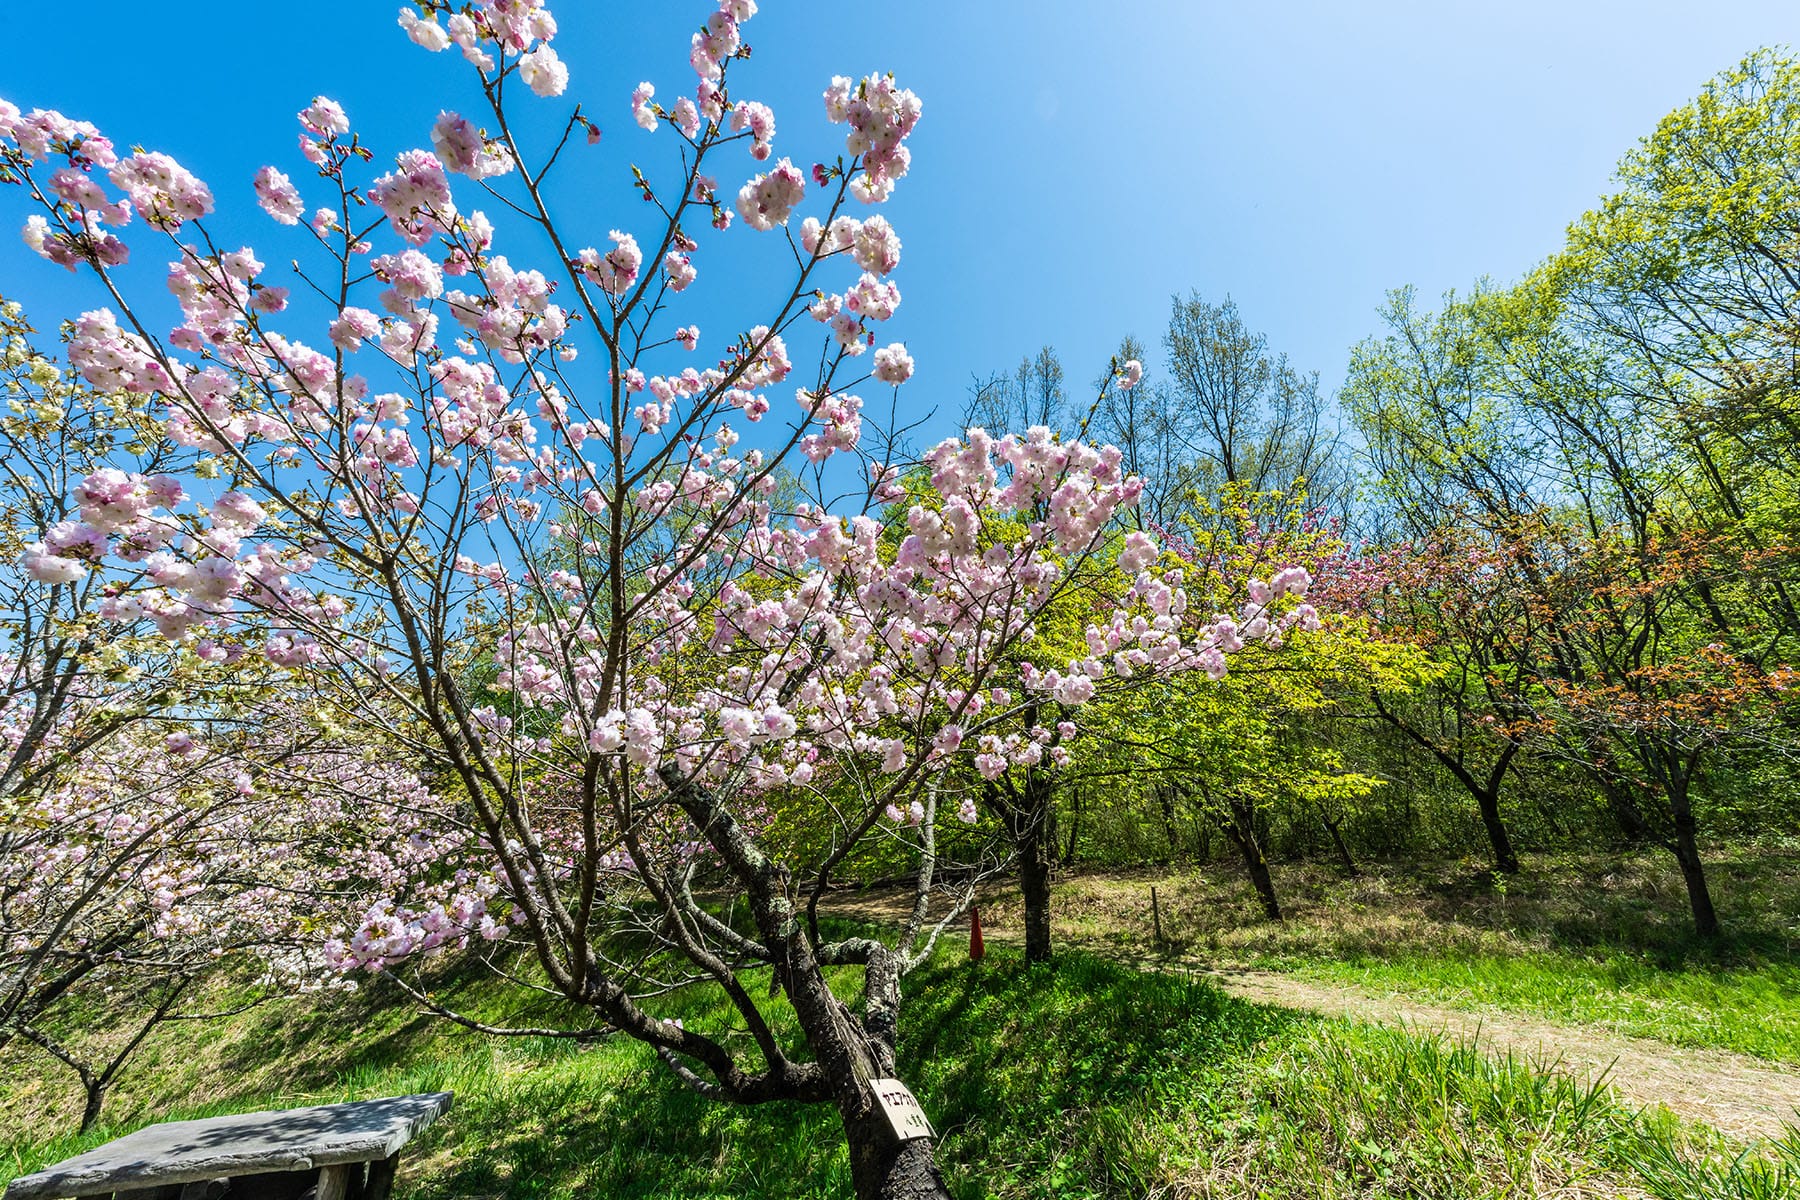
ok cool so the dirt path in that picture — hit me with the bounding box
[822,888,1800,1143]
[1203,966,1800,1144]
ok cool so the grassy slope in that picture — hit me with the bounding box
[1014,839,1800,1063]
[5,947,1797,1200]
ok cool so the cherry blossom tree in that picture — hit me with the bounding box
[2,697,463,1131]
[0,305,465,1130]
[0,5,1313,1193]
[0,299,235,1086]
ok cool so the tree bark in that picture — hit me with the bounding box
[843,1110,951,1200]
[768,933,951,1199]
[659,769,951,1200]
[821,950,951,1200]
[1222,796,1281,920]
[1323,817,1360,877]
[1019,822,1054,963]
[1001,768,1056,963]
[1667,782,1720,939]
[1475,789,1520,875]
[79,1079,105,1134]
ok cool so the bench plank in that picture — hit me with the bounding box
[4,1094,451,1200]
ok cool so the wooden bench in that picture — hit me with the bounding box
[4,1093,452,1200]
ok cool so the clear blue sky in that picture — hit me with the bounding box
[4,2,1796,439]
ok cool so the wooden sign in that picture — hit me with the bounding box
[871,1079,934,1142]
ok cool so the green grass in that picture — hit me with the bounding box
[6,947,1797,1199]
[1283,946,1800,1063]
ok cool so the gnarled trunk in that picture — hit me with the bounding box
[664,770,952,1200]
[843,1110,950,1200]
[808,951,951,1200]
[772,928,951,1199]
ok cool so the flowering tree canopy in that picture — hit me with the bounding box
[0,3,1313,1194]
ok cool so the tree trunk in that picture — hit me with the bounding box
[1242,846,1281,921]
[1668,784,1720,939]
[783,939,952,1200]
[829,953,950,1200]
[1475,789,1519,874]
[79,1079,105,1134]
[1323,817,1360,877]
[1372,695,1522,874]
[659,771,952,1200]
[843,1109,951,1200]
[1010,769,1056,963]
[1019,828,1053,963]
[1222,797,1281,920]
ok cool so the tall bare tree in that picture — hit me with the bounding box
[1164,293,1348,515]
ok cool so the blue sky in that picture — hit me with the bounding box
[3,2,1796,442]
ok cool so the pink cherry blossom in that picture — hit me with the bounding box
[368,148,456,244]
[729,100,775,160]
[872,343,913,385]
[575,230,642,295]
[108,152,213,231]
[851,215,901,274]
[431,111,515,179]
[298,96,350,138]
[519,45,569,97]
[663,251,696,291]
[734,158,805,231]
[632,83,658,132]
[398,6,452,51]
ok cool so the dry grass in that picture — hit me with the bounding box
[960,840,1800,968]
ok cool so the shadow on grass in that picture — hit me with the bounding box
[394,948,1301,1200]
[1403,847,1800,970]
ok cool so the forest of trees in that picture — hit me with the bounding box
[956,48,1800,946]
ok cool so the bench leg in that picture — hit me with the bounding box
[363,1154,400,1200]
[177,1180,232,1200]
[314,1165,355,1200]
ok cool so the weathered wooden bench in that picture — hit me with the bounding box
[3,1093,452,1200]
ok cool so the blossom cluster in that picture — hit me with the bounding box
[1,688,485,988]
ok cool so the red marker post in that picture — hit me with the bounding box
[968,903,986,961]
